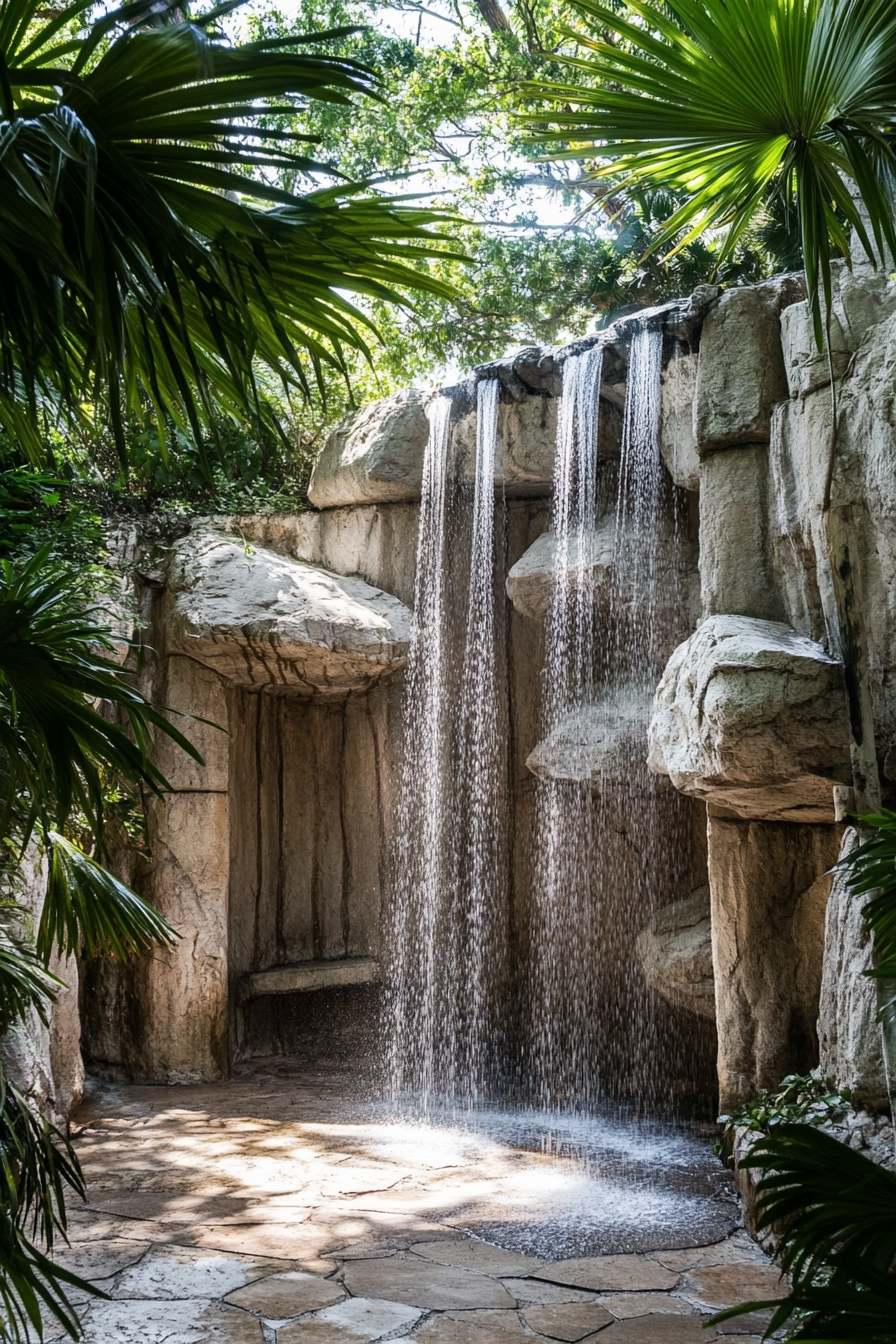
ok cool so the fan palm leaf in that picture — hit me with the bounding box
[713,1124,896,1340]
[0,1065,98,1342]
[0,546,202,849]
[0,0,457,466]
[523,0,896,345]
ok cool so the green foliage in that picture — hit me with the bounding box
[716,1125,896,1340]
[0,1067,97,1342]
[524,0,896,346]
[42,832,177,962]
[0,547,202,853]
[835,810,896,1026]
[0,0,456,470]
[717,1070,852,1146]
[0,909,61,1038]
[0,546,207,1336]
[248,0,775,385]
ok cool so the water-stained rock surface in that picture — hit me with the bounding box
[165,529,412,695]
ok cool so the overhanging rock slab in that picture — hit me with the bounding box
[308,388,429,509]
[166,529,411,696]
[648,614,850,822]
[239,958,379,1002]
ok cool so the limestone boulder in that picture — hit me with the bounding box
[452,394,622,498]
[505,522,615,622]
[708,817,840,1111]
[781,261,896,398]
[636,887,715,1020]
[0,845,83,1124]
[506,515,691,625]
[165,529,411,695]
[694,275,805,454]
[660,351,700,491]
[698,444,785,623]
[649,615,851,823]
[818,828,890,1110]
[223,503,420,609]
[526,694,655,788]
[308,388,429,509]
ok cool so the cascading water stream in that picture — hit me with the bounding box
[528,326,701,1112]
[529,345,604,1109]
[387,381,507,1107]
[451,378,509,1099]
[386,393,452,1105]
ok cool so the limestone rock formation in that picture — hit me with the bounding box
[526,694,656,788]
[505,522,615,622]
[698,444,786,623]
[818,829,890,1110]
[707,817,839,1111]
[165,529,411,695]
[0,845,83,1125]
[223,504,420,608]
[636,887,715,1020]
[506,516,693,627]
[649,615,851,822]
[660,352,700,491]
[694,275,805,453]
[308,388,429,509]
[781,260,896,398]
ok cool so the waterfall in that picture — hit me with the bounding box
[529,345,604,1109]
[452,378,508,1098]
[528,326,701,1112]
[386,393,452,1105]
[387,380,507,1107]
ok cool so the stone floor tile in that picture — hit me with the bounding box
[313,1295,422,1338]
[77,1299,264,1342]
[278,1324,380,1344]
[318,1167,414,1197]
[342,1259,516,1310]
[223,1270,345,1316]
[189,1221,335,1263]
[414,1316,527,1344]
[521,1302,615,1340]
[593,1317,716,1343]
[598,1294,693,1319]
[712,1311,777,1335]
[444,1309,527,1334]
[534,1258,679,1294]
[499,1280,595,1306]
[649,1234,769,1273]
[51,1238,150,1282]
[411,1241,542,1277]
[681,1264,786,1311]
[110,1243,282,1299]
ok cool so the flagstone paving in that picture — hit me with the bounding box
[49,1066,785,1342]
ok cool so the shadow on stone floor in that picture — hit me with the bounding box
[49,1059,787,1343]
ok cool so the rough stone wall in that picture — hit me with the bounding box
[1,844,83,1127]
[72,263,896,1115]
[652,258,896,1113]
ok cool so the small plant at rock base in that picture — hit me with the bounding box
[717,1071,853,1154]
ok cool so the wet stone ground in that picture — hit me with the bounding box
[53,1060,786,1343]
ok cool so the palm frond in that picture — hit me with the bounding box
[0,0,460,467]
[712,1125,896,1340]
[0,909,60,1036]
[41,832,177,961]
[0,1064,100,1342]
[522,0,896,346]
[0,545,202,849]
